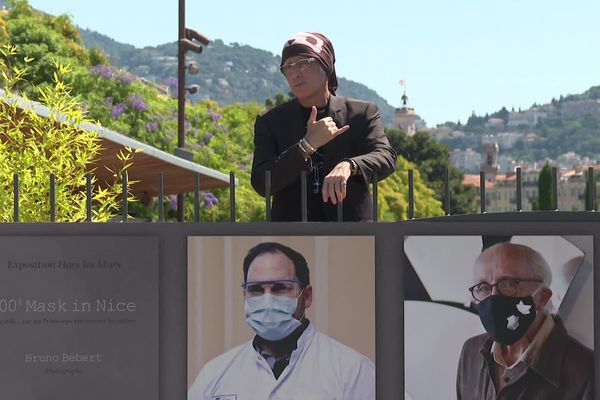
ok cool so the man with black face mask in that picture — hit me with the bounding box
[456,242,593,400]
[188,242,375,400]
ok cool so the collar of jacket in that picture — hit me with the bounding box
[289,96,344,131]
[478,315,567,388]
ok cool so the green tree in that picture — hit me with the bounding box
[1,0,91,88]
[0,44,134,222]
[465,111,485,132]
[534,162,554,210]
[386,129,478,214]
[377,157,444,220]
[491,106,509,124]
[265,92,292,109]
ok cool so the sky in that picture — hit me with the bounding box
[27,0,600,126]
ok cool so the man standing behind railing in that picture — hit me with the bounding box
[251,32,396,221]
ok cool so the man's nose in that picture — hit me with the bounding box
[491,285,501,295]
[290,67,303,78]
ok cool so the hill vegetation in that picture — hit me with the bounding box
[439,87,600,163]
[79,29,398,127]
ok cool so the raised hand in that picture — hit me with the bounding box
[304,106,350,150]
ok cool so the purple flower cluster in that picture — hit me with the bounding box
[169,195,177,211]
[208,110,223,122]
[91,64,113,79]
[145,121,159,132]
[111,103,126,119]
[164,77,178,87]
[128,94,148,112]
[105,97,127,119]
[91,64,136,84]
[203,192,218,209]
[200,132,214,146]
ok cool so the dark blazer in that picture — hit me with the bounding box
[251,96,397,221]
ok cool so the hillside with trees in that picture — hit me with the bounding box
[438,87,600,163]
[79,29,397,127]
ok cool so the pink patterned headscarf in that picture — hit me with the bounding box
[281,32,338,95]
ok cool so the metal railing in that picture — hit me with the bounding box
[7,167,598,222]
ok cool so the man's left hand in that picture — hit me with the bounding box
[322,161,352,204]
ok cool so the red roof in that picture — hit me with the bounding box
[463,174,495,189]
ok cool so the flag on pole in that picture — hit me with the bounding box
[399,79,406,86]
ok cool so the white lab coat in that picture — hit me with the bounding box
[188,323,375,400]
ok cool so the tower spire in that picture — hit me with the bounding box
[399,78,408,106]
[394,78,416,135]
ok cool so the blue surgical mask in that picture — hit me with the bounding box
[244,292,303,341]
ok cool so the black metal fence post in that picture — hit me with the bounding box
[372,173,378,222]
[408,170,414,220]
[588,167,595,212]
[122,171,128,222]
[158,172,165,222]
[49,174,56,222]
[193,172,200,223]
[516,167,522,212]
[552,166,558,211]
[86,174,92,222]
[479,171,486,214]
[301,171,308,222]
[444,168,451,215]
[229,171,235,222]
[13,173,19,223]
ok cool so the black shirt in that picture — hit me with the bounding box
[300,105,329,221]
[252,319,310,379]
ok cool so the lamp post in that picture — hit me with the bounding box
[176,0,209,221]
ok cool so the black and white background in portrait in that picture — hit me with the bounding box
[402,235,593,400]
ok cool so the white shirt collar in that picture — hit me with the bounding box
[491,313,555,369]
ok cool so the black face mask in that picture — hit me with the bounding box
[475,295,537,345]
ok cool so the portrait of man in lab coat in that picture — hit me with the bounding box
[187,236,375,400]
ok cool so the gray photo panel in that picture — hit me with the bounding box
[187,236,376,400]
[403,234,594,400]
[0,236,159,400]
